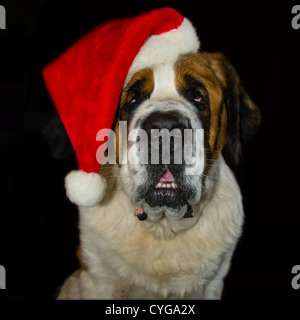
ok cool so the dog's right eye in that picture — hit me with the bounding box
[130,98,137,104]
[127,89,146,107]
[121,93,141,116]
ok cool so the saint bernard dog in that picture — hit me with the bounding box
[45,10,261,300]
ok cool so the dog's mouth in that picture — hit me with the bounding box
[154,170,178,189]
[134,170,194,221]
[152,170,180,206]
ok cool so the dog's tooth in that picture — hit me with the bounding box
[171,183,176,189]
[162,183,166,188]
[166,183,171,188]
[157,182,162,188]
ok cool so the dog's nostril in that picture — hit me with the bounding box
[141,111,190,134]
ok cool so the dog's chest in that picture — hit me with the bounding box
[79,199,221,298]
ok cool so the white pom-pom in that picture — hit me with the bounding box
[64,170,107,207]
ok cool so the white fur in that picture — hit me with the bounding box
[58,55,244,299]
[65,170,107,207]
[58,26,244,298]
[124,18,200,87]
[125,63,204,220]
[57,157,243,299]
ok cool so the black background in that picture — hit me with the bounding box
[0,0,299,300]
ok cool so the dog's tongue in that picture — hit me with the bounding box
[158,170,175,183]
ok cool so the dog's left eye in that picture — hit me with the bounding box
[192,91,208,107]
[194,95,202,103]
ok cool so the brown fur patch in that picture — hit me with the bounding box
[113,68,154,163]
[119,68,154,119]
[175,52,228,162]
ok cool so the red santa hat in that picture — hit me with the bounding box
[43,8,200,207]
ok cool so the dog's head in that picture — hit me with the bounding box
[42,9,261,238]
[108,52,261,228]
[44,50,260,235]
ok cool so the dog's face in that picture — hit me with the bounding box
[113,52,261,226]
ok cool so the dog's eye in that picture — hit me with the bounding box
[130,98,137,104]
[192,91,208,108]
[194,95,202,103]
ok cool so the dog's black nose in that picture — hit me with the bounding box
[140,111,191,165]
[141,111,190,133]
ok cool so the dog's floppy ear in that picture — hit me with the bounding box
[214,54,261,166]
[42,115,74,159]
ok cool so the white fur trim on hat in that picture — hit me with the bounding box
[65,170,107,207]
[124,18,200,86]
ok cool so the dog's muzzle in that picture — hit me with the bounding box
[134,111,197,221]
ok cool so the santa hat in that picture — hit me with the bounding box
[43,8,200,207]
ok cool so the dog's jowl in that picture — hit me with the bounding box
[43,8,261,299]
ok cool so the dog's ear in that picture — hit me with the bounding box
[212,54,261,166]
[42,115,74,159]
